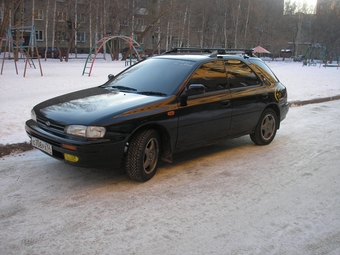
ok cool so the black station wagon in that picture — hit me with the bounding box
[25,48,289,182]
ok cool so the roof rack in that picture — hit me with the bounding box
[162,47,256,57]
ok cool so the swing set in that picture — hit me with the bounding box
[1,26,43,77]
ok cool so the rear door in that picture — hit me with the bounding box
[225,59,268,135]
[176,60,232,150]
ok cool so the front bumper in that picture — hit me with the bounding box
[25,119,127,168]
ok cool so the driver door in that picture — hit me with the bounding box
[176,60,232,150]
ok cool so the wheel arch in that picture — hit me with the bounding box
[264,103,281,129]
[127,123,173,162]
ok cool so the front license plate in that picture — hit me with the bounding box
[32,137,53,155]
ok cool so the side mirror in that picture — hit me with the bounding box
[108,74,115,80]
[184,84,206,96]
[180,84,206,106]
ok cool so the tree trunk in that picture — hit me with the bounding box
[44,0,50,60]
[244,0,251,47]
[200,12,205,47]
[186,14,190,47]
[51,0,56,60]
[74,0,78,58]
[223,12,228,48]
[31,0,35,27]
[179,5,188,47]
[102,0,107,60]
[89,3,92,54]
[234,0,241,48]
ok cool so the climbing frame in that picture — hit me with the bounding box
[82,35,145,77]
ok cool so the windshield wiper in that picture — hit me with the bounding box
[106,85,137,92]
[137,91,167,96]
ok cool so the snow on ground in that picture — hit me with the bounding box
[0,56,339,145]
[1,56,340,254]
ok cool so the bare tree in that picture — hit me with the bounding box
[165,0,174,51]
[133,1,170,46]
[179,4,189,47]
[243,0,251,47]
[233,0,242,48]
[44,0,50,60]
[0,0,14,38]
[2,0,333,62]
[52,0,56,59]
[54,0,90,62]
[282,0,315,58]
[311,3,340,62]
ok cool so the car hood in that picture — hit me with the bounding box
[34,87,166,125]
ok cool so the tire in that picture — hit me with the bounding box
[126,129,160,182]
[250,108,278,145]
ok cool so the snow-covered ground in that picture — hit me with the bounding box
[1,56,340,254]
[0,56,339,145]
[1,99,340,254]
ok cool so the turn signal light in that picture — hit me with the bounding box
[62,144,77,151]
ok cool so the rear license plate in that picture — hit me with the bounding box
[32,137,53,155]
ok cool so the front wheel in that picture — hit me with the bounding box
[126,129,160,182]
[250,109,278,145]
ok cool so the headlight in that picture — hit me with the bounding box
[65,125,106,138]
[31,109,37,122]
[86,126,106,138]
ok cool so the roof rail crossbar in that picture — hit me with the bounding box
[162,47,255,57]
[162,47,214,54]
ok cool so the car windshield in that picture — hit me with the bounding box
[103,58,196,96]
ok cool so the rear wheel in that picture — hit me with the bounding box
[126,129,160,182]
[250,109,278,145]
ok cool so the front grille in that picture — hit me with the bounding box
[37,116,65,134]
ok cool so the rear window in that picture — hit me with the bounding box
[249,59,279,83]
[224,60,261,88]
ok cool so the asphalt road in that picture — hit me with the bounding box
[1,100,340,255]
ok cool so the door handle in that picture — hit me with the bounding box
[221,100,231,107]
[262,93,268,99]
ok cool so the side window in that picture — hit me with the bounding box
[225,60,261,88]
[188,60,228,93]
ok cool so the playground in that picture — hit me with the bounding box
[1,27,149,77]
[300,44,339,68]
[2,26,338,78]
